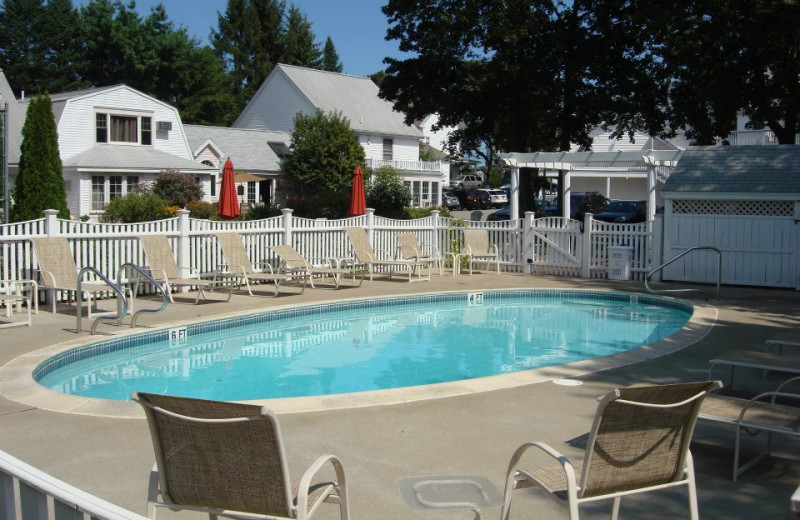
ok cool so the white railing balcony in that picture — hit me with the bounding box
[366,158,443,173]
[727,130,780,146]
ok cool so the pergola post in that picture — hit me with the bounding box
[510,167,520,220]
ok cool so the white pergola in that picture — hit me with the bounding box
[500,149,684,221]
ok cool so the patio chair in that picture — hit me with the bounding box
[344,227,431,282]
[699,375,800,481]
[132,392,350,520]
[395,232,445,276]
[460,229,500,275]
[216,233,305,296]
[500,380,721,520]
[0,279,37,328]
[139,235,232,304]
[30,237,130,319]
[271,245,363,289]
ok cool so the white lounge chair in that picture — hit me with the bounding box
[460,229,500,275]
[271,245,363,289]
[344,227,431,282]
[395,232,444,276]
[0,279,37,328]
[216,233,305,296]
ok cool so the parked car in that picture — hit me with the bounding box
[593,200,647,223]
[451,174,483,189]
[487,199,547,221]
[442,190,461,210]
[542,192,608,220]
[454,189,490,210]
[479,188,508,208]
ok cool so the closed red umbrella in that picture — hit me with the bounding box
[217,158,240,220]
[346,165,367,217]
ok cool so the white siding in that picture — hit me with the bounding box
[418,114,456,152]
[57,87,193,160]
[195,147,222,169]
[359,134,419,162]
[234,72,315,132]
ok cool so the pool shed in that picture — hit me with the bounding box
[661,146,800,289]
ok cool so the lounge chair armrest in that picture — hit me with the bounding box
[144,267,168,282]
[252,261,275,273]
[177,266,202,279]
[375,247,394,260]
[296,454,348,520]
[490,244,499,255]
[421,243,441,256]
[3,279,38,294]
[36,268,58,287]
[352,248,375,263]
[503,441,578,492]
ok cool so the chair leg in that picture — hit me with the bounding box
[610,496,621,520]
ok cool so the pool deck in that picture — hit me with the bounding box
[1,273,799,519]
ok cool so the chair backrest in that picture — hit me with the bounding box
[463,229,490,254]
[216,233,255,275]
[580,380,721,498]
[271,245,308,269]
[395,233,421,260]
[132,392,293,517]
[344,227,375,263]
[30,237,79,287]
[139,235,180,280]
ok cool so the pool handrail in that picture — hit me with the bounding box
[118,262,169,328]
[645,246,721,301]
[76,266,129,335]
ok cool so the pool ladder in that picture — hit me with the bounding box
[76,263,169,334]
[644,246,721,301]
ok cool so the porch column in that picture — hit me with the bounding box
[562,171,572,219]
[510,167,520,220]
[646,163,657,221]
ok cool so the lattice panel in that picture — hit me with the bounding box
[671,199,794,216]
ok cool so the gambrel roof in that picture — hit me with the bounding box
[663,146,800,195]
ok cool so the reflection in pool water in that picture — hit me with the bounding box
[36,293,691,401]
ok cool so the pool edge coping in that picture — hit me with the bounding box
[0,288,717,418]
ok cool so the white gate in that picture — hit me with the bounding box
[529,217,583,276]
[663,199,800,288]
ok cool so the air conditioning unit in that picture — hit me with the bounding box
[157,121,172,131]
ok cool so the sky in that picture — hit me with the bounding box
[75,0,405,77]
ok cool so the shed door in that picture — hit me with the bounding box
[663,199,799,289]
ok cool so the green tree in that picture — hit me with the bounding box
[152,169,203,208]
[366,166,411,218]
[0,0,84,95]
[662,0,800,144]
[283,109,365,193]
[321,36,342,72]
[12,94,68,221]
[283,6,321,68]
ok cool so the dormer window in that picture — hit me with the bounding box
[95,112,153,145]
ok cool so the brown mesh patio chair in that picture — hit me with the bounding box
[31,237,130,318]
[460,229,500,275]
[500,381,721,520]
[699,375,800,481]
[395,232,444,276]
[344,227,430,282]
[271,245,363,289]
[132,392,350,520]
[216,233,305,296]
[139,235,231,304]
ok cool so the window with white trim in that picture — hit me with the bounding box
[95,112,153,145]
[91,175,141,210]
[383,138,393,160]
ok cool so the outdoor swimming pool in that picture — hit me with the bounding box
[34,290,692,402]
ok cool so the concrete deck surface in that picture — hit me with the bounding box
[0,273,798,519]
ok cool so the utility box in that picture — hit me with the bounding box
[608,246,633,280]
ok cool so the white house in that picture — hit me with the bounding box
[184,125,293,206]
[234,63,449,207]
[1,70,215,221]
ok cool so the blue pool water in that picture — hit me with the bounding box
[35,291,691,401]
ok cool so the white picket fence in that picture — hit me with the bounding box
[0,208,661,290]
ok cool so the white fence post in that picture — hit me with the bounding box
[43,209,59,237]
[177,209,190,277]
[581,213,592,278]
[522,212,535,273]
[651,213,664,282]
[365,208,375,242]
[430,209,441,252]
[282,208,293,245]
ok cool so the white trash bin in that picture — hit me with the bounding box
[608,246,633,281]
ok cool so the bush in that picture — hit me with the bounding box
[187,200,216,219]
[152,169,203,207]
[404,206,451,219]
[243,204,282,220]
[100,193,171,223]
[367,166,411,218]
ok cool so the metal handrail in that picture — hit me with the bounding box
[118,262,169,328]
[645,246,722,301]
[76,267,128,334]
